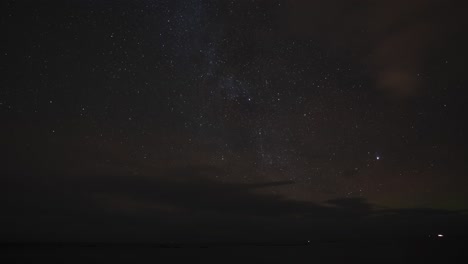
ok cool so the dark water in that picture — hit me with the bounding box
[1,239,466,263]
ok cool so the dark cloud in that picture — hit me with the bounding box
[2,165,466,243]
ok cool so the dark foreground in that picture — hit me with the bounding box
[1,238,467,264]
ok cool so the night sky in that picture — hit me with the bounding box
[2,0,468,244]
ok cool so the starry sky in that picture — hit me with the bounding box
[2,0,468,243]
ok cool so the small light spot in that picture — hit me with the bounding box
[437,234,444,238]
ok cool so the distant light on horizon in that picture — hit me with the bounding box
[437,234,444,238]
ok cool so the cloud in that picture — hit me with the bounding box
[285,0,465,97]
[2,165,466,243]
